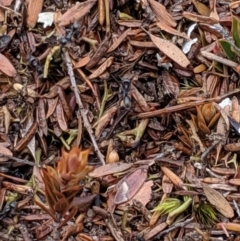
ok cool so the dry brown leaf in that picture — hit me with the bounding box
[0,0,14,6]
[215,105,229,164]
[57,0,97,27]
[162,175,173,194]
[156,22,189,39]
[144,222,168,240]
[225,142,240,152]
[37,99,48,136]
[56,101,68,132]
[25,115,36,160]
[107,28,131,53]
[88,56,114,80]
[232,96,240,123]
[202,183,234,218]
[230,2,240,9]
[13,83,38,97]
[213,102,230,131]
[0,8,5,22]
[0,145,12,162]
[183,12,219,24]
[228,179,240,186]
[129,40,157,48]
[33,166,44,191]
[46,97,58,119]
[192,0,210,16]
[127,28,143,36]
[93,106,118,138]
[193,64,207,73]
[211,167,236,175]
[210,0,219,21]
[125,180,153,206]
[162,71,180,99]
[86,36,110,69]
[0,53,17,77]
[114,166,148,204]
[54,11,65,36]
[206,74,220,98]
[148,0,176,27]
[73,56,90,69]
[178,87,202,98]
[147,32,190,68]
[161,166,183,188]
[117,20,143,27]
[27,0,44,28]
[88,163,132,178]
[130,84,150,112]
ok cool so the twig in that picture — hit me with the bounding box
[155,217,194,239]
[233,200,240,218]
[104,0,110,33]
[201,51,239,68]
[63,49,105,165]
[75,110,82,147]
[17,224,33,241]
[131,88,240,119]
[0,154,38,167]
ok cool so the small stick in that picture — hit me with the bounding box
[17,224,33,241]
[155,217,194,239]
[0,154,37,167]
[75,110,82,147]
[63,49,105,165]
[104,0,110,33]
[233,200,240,218]
[201,51,239,68]
[132,88,240,119]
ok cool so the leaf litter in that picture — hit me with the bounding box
[1,0,240,240]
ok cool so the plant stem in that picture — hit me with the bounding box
[63,49,105,165]
[166,197,192,225]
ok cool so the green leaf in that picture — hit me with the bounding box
[219,39,237,61]
[232,16,240,48]
[213,61,223,72]
[195,202,218,227]
[153,198,182,214]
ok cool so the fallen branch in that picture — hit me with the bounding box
[63,49,105,165]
